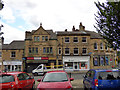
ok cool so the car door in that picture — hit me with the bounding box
[17,73,27,88]
[84,70,95,89]
[22,73,34,88]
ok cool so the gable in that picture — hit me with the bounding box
[32,25,49,35]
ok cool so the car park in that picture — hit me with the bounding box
[83,69,120,89]
[0,71,35,89]
[37,70,74,90]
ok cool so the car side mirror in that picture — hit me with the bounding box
[70,78,74,81]
[37,79,41,82]
[83,75,86,78]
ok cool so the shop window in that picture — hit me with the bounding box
[74,48,78,55]
[93,57,99,66]
[11,51,16,58]
[94,43,97,50]
[82,37,87,43]
[100,56,105,66]
[65,48,70,55]
[73,37,78,43]
[65,62,73,69]
[105,56,109,65]
[65,37,69,43]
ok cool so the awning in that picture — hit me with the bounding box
[63,56,90,62]
[26,60,48,63]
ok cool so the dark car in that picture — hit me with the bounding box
[83,69,120,90]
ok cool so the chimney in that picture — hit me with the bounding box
[1,36,4,44]
[72,26,75,31]
[65,29,67,32]
[79,22,85,31]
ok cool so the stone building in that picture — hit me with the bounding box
[1,40,24,72]
[56,23,115,71]
[0,22,116,72]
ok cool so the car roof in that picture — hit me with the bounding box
[47,70,66,73]
[1,71,25,75]
[90,69,119,72]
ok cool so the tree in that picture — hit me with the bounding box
[0,0,4,10]
[94,1,120,50]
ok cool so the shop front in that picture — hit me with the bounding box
[3,60,22,72]
[63,56,90,71]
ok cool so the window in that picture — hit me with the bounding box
[34,36,39,41]
[105,44,108,50]
[45,36,48,41]
[74,48,78,55]
[65,48,70,55]
[82,37,87,43]
[36,47,38,53]
[58,48,61,55]
[11,51,16,57]
[42,36,44,41]
[73,37,78,43]
[29,47,32,53]
[17,74,25,81]
[0,52,2,58]
[94,43,97,50]
[82,48,87,54]
[43,47,53,54]
[100,43,103,50]
[65,37,69,43]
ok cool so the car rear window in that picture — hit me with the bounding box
[97,71,120,80]
[0,75,15,83]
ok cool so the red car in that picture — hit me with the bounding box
[37,70,74,90]
[0,71,35,89]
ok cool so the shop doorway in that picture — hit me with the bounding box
[74,62,78,70]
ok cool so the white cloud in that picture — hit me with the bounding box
[0,22,25,44]
[1,0,107,43]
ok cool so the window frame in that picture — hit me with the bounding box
[82,37,87,43]
[73,37,78,43]
[65,48,70,55]
[74,48,79,55]
[82,48,87,54]
[65,37,70,43]
[11,51,16,58]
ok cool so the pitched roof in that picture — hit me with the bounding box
[56,30,103,39]
[2,40,24,50]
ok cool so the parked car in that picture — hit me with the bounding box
[37,70,74,90]
[0,71,35,89]
[83,69,120,90]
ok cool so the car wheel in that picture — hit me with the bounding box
[35,72,38,76]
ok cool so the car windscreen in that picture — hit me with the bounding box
[0,75,15,83]
[42,72,68,82]
[97,71,120,80]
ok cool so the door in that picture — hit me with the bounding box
[74,62,78,70]
[17,73,27,88]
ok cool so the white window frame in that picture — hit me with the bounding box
[100,43,104,50]
[74,48,79,55]
[58,48,61,55]
[65,37,70,43]
[82,37,87,43]
[73,37,78,43]
[94,43,98,50]
[11,51,16,58]
[65,48,70,55]
[82,48,87,54]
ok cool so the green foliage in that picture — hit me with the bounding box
[94,1,120,50]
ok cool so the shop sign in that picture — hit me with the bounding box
[3,61,22,65]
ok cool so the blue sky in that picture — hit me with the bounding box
[0,0,106,44]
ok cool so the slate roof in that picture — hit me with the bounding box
[56,30,103,39]
[2,40,24,50]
